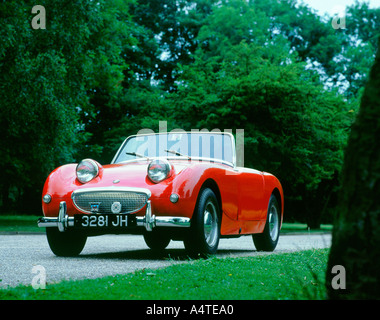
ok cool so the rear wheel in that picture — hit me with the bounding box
[184,188,220,256]
[46,228,87,257]
[253,195,280,251]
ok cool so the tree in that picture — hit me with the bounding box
[75,0,138,164]
[128,0,217,92]
[338,1,380,99]
[100,0,219,162]
[165,0,354,227]
[0,2,86,211]
[253,0,343,77]
[326,37,380,299]
[0,0,134,212]
[253,0,379,102]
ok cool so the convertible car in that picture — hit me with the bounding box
[38,131,284,256]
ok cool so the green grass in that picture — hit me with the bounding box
[281,223,333,234]
[0,249,329,300]
[0,215,41,233]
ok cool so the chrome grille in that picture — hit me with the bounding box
[72,189,149,214]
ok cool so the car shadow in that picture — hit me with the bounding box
[79,248,255,261]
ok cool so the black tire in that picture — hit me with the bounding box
[253,194,280,252]
[46,228,87,257]
[184,188,220,256]
[143,230,171,251]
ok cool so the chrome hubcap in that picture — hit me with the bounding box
[203,201,218,247]
[268,204,279,241]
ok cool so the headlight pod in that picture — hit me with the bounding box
[76,159,99,184]
[147,159,172,183]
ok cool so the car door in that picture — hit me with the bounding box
[235,167,266,221]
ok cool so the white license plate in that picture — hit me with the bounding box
[75,214,129,228]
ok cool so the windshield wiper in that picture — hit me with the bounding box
[126,152,149,160]
[165,149,191,160]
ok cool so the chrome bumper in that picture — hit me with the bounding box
[38,201,190,232]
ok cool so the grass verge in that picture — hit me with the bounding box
[0,215,41,233]
[281,222,332,234]
[0,249,329,300]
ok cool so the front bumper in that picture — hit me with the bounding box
[37,201,191,232]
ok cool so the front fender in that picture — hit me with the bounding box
[154,164,238,220]
[150,164,207,218]
[42,164,79,217]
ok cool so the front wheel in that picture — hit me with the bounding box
[184,188,220,256]
[46,228,87,257]
[144,230,171,251]
[253,195,280,251]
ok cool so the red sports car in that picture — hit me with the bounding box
[38,131,284,256]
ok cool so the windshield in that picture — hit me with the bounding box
[113,132,235,166]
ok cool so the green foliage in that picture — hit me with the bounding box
[0,0,135,211]
[0,0,378,226]
[338,2,379,98]
[128,0,217,91]
[164,0,356,225]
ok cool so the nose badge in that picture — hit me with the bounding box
[111,201,122,214]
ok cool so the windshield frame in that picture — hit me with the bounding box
[111,131,236,168]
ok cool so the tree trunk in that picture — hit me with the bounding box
[326,38,380,299]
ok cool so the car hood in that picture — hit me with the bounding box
[43,158,232,217]
[83,159,191,189]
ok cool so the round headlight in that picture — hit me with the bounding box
[147,159,171,183]
[76,159,99,184]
